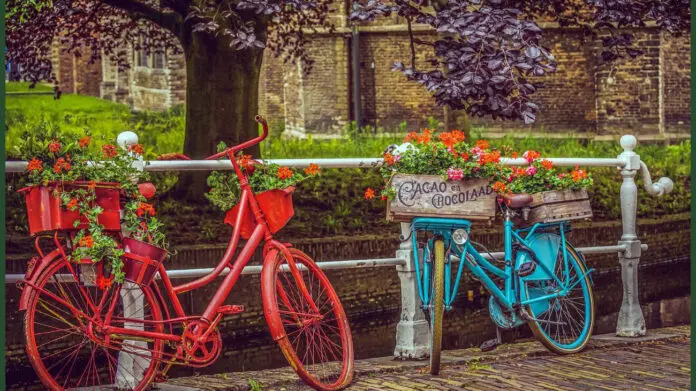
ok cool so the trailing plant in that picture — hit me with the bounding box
[20,130,166,283]
[366,129,594,201]
[206,142,321,212]
[489,152,594,195]
[367,128,505,200]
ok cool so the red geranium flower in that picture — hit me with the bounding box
[27,158,43,172]
[48,140,61,153]
[79,235,94,248]
[102,144,118,158]
[67,198,79,211]
[541,159,553,170]
[364,188,375,200]
[383,153,395,166]
[304,163,320,175]
[96,275,114,291]
[277,166,293,180]
[136,202,156,217]
[129,144,145,155]
[79,136,91,148]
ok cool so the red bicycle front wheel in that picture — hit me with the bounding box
[262,248,354,391]
[24,257,164,390]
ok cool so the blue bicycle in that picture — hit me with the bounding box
[409,194,595,375]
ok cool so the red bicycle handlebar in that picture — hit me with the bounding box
[204,115,269,161]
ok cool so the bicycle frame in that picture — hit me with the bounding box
[25,116,317,350]
[411,216,589,312]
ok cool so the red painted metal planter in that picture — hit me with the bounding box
[225,187,295,239]
[19,182,121,236]
[122,237,167,286]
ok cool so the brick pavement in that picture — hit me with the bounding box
[164,325,690,391]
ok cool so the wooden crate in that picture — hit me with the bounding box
[515,188,592,226]
[386,174,497,222]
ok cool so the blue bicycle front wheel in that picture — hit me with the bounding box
[524,240,595,354]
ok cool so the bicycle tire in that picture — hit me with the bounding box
[262,247,354,391]
[429,239,445,375]
[24,257,164,390]
[525,240,595,354]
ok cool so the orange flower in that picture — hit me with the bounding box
[511,152,519,159]
[364,188,375,200]
[237,154,252,167]
[383,153,395,166]
[475,140,490,150]
[438,131,464,149]
[48,140,61,153]
[571,168,588,182]
[304,163,320,175]
[78,136,91,148]
[478,150,501,165]
[450,130,466,143]
[79,235,94,248]
[67,198,79,210]
[27,158,43,172]
[523,150,541,163]
[277,166,293,180]
[516,168,527,176]
[405,129,432,144]
[460,152,470,161]
[418,129,432,144]
[88,180,97,190]
[102,144,118,158]
[541,159,553,170]
[136,202,156,217]
[404,131,419,143]
[129,144,144,155]
[492,181,508,193]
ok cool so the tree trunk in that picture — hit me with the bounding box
[174,30,265,200]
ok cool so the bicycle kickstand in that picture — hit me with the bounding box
[480,327,502,352]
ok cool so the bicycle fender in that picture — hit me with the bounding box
[515,232,561,282]
[19,249,62,311]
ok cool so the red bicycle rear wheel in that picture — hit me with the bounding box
[24,257,164,390]
[262,248,354,391]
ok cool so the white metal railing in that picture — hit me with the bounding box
[5,134,675,362]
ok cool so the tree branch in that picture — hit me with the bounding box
[101,0,182,33]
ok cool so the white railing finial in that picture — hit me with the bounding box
[117,131,139,150]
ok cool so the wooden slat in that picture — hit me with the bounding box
[386,174,496,222]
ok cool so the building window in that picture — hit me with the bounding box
[135,35,167,69]
[152,51,166,69]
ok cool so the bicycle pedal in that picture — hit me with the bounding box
[218,305,245,316]
[480,338,500,352]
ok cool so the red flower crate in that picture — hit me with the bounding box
[224,187,295,239]
[122,237,168,286]
[19,182,121,236]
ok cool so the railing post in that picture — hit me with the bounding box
[394,222,430,359]
[616,135,646,337]
[115,131,149,386]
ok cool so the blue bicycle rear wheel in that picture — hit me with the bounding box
[523,239,594,354]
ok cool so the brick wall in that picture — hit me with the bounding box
[52,21,690,139]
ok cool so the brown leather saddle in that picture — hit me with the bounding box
[499,193,533,209]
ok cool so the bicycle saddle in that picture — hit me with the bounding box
[500,193,533,209]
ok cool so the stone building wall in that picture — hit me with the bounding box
[52,17,690,140]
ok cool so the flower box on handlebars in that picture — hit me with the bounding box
[386,174,496,222]
[224,187,295,239]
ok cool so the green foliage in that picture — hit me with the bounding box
[205,145,320,212]
[4,87,689,245]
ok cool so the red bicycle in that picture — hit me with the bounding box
[18,116,354,390]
